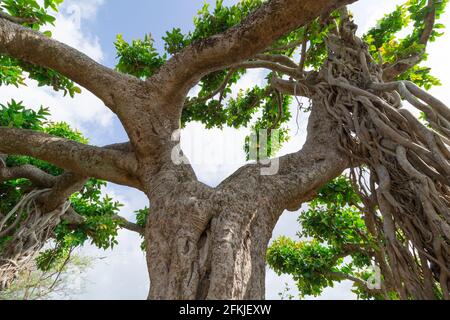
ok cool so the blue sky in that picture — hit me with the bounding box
[1,0,449,300]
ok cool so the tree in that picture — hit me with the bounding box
[0,249,92,300]
[0,0,449,300]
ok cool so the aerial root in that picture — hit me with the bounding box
[0,189,70,291]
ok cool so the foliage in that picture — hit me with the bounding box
[267,176,383,299]
[114,1,297,158]
[0,101,123,271]
[1,0,63,28]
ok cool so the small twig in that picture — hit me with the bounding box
[0,11,37,25]
[184,68,236,108]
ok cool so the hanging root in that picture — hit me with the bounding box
[312,15,450,299]
[0,189,70,291]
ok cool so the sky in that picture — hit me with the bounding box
[1,0,449,300]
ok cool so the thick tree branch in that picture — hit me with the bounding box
[0,17,131,108]
[325,271,382,295]
[0,127,140,189]
[185,57,309,108]
[150,0,356,111]
[298,28,309,72]
[107,0,356,161]
[265,39,304,52]
[62,207,144,235]
[39,172,87,212]
[0,157,85,213]
[419,0,437,45]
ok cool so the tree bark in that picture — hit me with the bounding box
[143,99,349,300]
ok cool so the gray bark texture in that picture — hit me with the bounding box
[144,100,348,299]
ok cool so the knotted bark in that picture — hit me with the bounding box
[311,13,450,299]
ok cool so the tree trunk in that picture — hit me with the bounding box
[144,183,282,300]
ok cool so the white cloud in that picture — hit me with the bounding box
[69,227,149,300]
